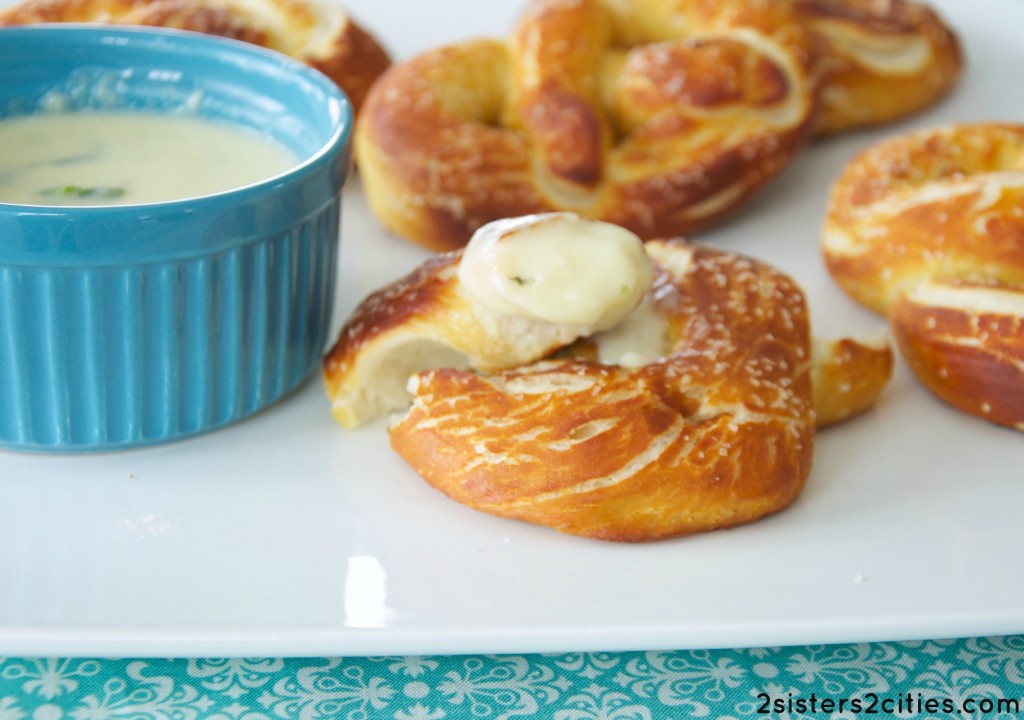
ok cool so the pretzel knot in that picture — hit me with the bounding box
[357,0,821,251]
[796,0,962,134]
[823,123,1024,431]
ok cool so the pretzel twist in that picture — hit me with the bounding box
[796,0,962,134]
[388,240,817,541]
[0,0,392,113]
[324,227,893,541]
[356,0,821,251]
[823,123,1024,430]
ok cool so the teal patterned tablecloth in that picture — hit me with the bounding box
[3,637,1024,719]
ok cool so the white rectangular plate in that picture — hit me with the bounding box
[2,0,1023,658]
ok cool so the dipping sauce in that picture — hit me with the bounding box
[458,212,654,330]
[0,112,299,205]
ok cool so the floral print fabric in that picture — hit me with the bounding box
[2,636,1024,719]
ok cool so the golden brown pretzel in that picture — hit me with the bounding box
[356,0,821,251]
[823,123,1024,430]
[387,240,817,541]
[0,0,391,113]
[324,218,893,541]
[796,0,962,134]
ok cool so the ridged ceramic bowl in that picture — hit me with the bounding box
[0,26,352,452]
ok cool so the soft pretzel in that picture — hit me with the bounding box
[355,0,821,251]
[387,240,817,542]
[823,123,1024,430]
[890,279,1024,430]
[325,214,893,541]
[0,0,391,113]
[796,0,962,134]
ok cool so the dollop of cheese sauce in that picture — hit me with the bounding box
[458,213,654,330]
[593,297,669,367]
[0,112,298,205]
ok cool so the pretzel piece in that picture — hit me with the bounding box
[356,0,820,251]
[823,123,1024,430]
[797,0,962,134]
[811,336,893,426]
[324,213,654,429]
[0,0,391,113]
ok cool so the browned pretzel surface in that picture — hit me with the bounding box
[797,0,962,134]
[823,123,1024,431]
[357,0,822,251]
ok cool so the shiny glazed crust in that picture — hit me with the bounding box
[823,123,1024,430]
[388,240,817,541]
[797,0,962,134]
[891,279,1024,431]
[0,0,391,113]
[356,0,821,251]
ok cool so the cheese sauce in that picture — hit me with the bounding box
[458,213,654,331]
[0,112,299,205]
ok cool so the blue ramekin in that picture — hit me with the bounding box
[0,25,352,452]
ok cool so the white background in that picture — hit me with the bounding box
[1,0,1023,657]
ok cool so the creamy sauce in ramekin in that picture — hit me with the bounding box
[0,112,298,205]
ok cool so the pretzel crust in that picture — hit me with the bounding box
[797,0,962,134]
[823,123,1024,430]
[356,0,820,251]
[0,0,391,113]
[388,240,817,541]
[891,279,1024,431]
